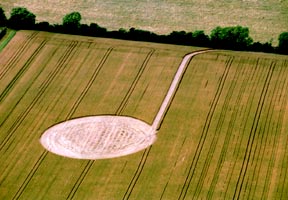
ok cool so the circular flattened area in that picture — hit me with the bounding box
[40,116,156,159]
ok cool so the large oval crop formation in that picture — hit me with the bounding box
[40,116,156,159]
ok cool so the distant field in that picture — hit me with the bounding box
[0,31,288,199]
[1,0,288,45]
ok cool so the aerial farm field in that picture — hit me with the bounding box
[0,31,288,199]
[1,0,288,44]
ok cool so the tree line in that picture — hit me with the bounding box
[0,7,287,55]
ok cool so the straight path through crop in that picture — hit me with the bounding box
[151,49,213,131]
[123,49,213,200]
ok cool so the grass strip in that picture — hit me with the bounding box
[0,29,17,52]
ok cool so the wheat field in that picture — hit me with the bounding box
[0,31,288,199]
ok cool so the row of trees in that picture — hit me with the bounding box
[0,7,287,54]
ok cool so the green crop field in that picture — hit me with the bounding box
[1,0,288,45]
[0,31,288,199]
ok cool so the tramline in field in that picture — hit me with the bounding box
[0,30,288,200]
[40,49,212,159]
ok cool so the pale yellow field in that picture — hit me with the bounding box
[0,31,288,199]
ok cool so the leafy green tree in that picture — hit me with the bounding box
[210,26,253,50]
[192,30,210,46]
[0,7,7,26]
[278,32,288,54]
[8,7,36,29]
[62,12,81,33]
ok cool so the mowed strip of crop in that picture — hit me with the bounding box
[0,30,202,199]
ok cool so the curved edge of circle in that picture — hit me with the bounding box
[40,115,156,160]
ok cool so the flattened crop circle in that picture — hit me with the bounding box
[40,116,156,159]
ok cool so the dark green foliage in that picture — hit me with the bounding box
[8,7,35,29]
[0,7,7,26]
[62,12,81,33]
[166,30,209,47]
[191,30,210,47]
[2,6,287,54]
[210,26,253,50]
[168,31,191,45]
[0,27,7,39]
[116,28,128,38]
[35,21,51,31]
[278,32,288,54]
[127,27,158,41]
[89,23,107,36]
[250,41,274,53]
[79,24,90,35]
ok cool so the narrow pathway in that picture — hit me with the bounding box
[152,49,214,131]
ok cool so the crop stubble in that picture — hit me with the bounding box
[0,31,288,199]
